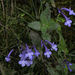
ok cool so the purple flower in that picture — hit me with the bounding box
[25,52,34,60]
[33,46,40,57]
[18,60,27,67]
[5,49,13,62]
[5,56,11,62]
[19,50,27,59]
[57,8,72,27]
[67,63,72,72]
[64,60,72,72]
[41,40,52,58]
[66,61,72,72]
[45,40,58,51]
[50,42,58,51]
[18,44,34,67]
[44,49,52,58]
[18,60,33,67]
[61,8,75,15]
[61,12,72,27]
[57,8,61,13]
[64,19,72,27]
[25,44,34,60]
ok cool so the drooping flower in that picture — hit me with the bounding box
[45,40,58,51]
[33,46,40,57]
[62,12,72,27]
[67,63,72,72]
[5,49,13,62]
[63,60,72,72]
[57,8,72,27]
[61,8,75,15]
[41,40,52,58]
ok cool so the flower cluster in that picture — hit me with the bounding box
[5,40,58,67]
[42,40,58,58]
[18,44,34,67]
[58,8,75,27]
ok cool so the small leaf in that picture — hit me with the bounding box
[28,21,41,31]
[48,19,61,31]
[40,3,51,28]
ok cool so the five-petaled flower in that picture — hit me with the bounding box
[64,19,72,27]
[18,60,33,67]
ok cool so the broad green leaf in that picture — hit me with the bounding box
[28,21,41,31]
[48,19,61,31]
[40,3,51,29]
[40,4,61,32]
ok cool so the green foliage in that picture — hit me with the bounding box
[28,21,41,31]
[57,31,68,55]
[0,0,75,75]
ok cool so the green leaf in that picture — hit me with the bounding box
[42,33,51,41]
[28,21,41,31]
[40,5,61,32]
[48,19,61,31]
[40,3,51,29]
[57,16,65,23]
[57,31,68,55]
